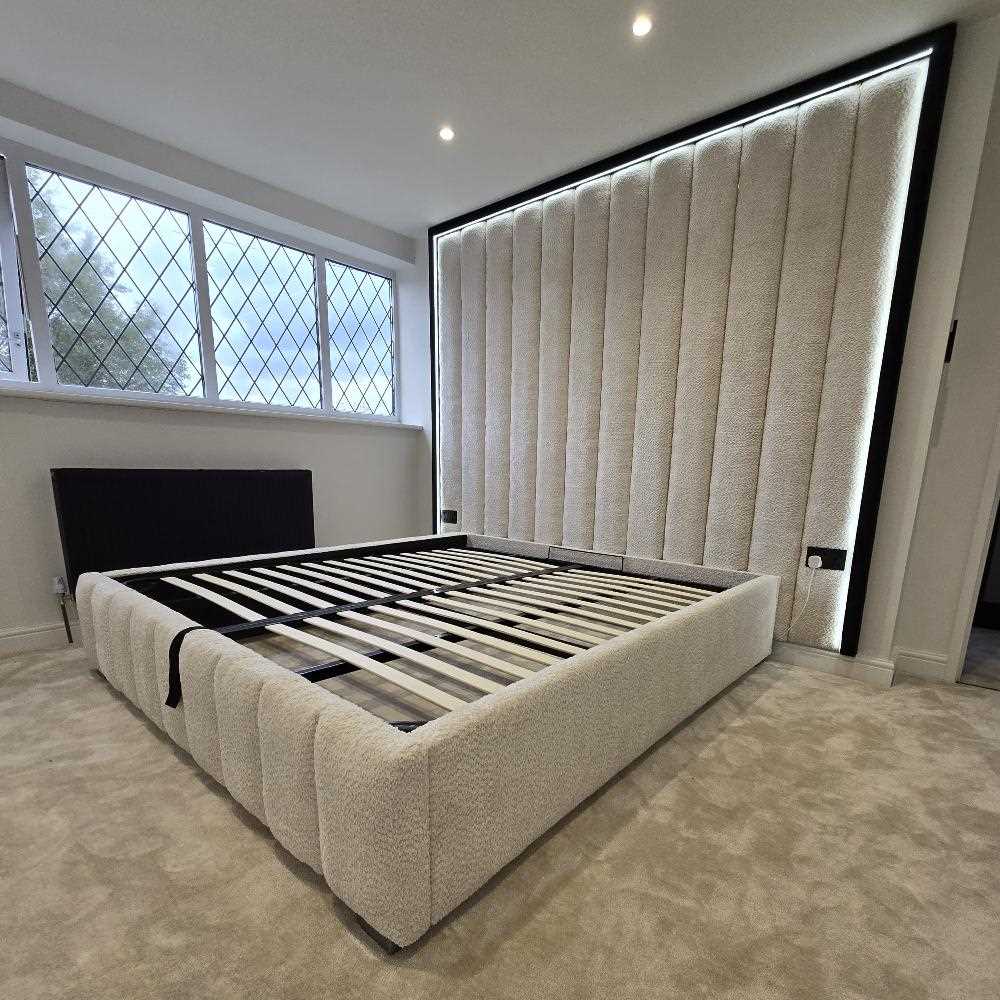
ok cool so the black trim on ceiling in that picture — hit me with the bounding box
[426,23,956,655]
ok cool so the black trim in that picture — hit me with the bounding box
[840,25,954,655]
[427,25,956,658]
[944,318,959,364]
[165,626,208,708]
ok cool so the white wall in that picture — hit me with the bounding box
[0,395,425,651]
[893,58,1000,679]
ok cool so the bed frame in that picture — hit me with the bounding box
[76,532,778,949]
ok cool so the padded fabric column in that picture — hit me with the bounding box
[483,215,514,536]
[437,233,463,528]
[434,57,930,652]
[460,224,487,534]
[626,148,692,558]
[563,178,611,549]
[508,204,543,540]
[534,192,575,545]
[662,132,741,565]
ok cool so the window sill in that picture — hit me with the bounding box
[0,381,424,430]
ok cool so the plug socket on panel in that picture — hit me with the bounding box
[805,546,846,570]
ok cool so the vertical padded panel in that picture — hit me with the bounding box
[259,675,329,873]
[315,701,431,948]
[534,191,575,544]
[483,214,514,536]
[460,224,487,533]
[791,64,926,645]
[75,573,99,659]
[90,580,121,690]
[107,589,139,704]
[127,601,164,730]
[663,130,742,564]
[215,655,287,822]
[179,632,229,785]
[562,177,611,549]
[626,149,693,557]
[593,163,650,553]
[436,232,463,529]
[704,110,797,569]
[749,86,860,637]
[152,611,197,750]
[508,203,543,540]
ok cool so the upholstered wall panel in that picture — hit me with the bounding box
[534,192,575,544]
[508,205,543,540]
[434,58,928,651]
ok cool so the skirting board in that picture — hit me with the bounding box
[892,646,955,682]
[0,619,78,657]
[771,641,895,688]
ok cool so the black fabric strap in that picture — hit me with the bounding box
[165,627,208,708]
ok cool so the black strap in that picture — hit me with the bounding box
[165,626,208,708]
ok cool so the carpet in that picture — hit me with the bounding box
[2,648,999,999]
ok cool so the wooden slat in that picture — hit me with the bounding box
[194,573,503,695]
[414,597,586,655]
[345,556,451,588]
[306,561,411,593]
[265,565,389,599]
[452,588,624,637]
[231,569,537,679]
[539,573,692,611]
[510,577,670,617]
[567,568,714,598]
[555,573,697,608]
[383,552,484,582]
[452,591,608,643]
[447,549,543,571]
[488,581,657,625]
[162,576,464,711]
[415,549,536,577]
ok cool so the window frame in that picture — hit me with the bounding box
[0,138,401,423]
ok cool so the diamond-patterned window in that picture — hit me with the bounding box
[326,261,394,415]
[26,166,203,395]
[204,222,321,409]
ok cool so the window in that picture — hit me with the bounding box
[26,166,203,395]
[326,261,394,415]
[204,222,321,408]
[0,151,397,418]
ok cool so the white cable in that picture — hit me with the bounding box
[788,555,823,636]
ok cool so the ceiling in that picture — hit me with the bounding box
[0,0,995,239]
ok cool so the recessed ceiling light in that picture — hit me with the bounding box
[632,14,652,37]
[439,125,455,142]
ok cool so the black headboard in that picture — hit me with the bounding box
[52,468,315,591]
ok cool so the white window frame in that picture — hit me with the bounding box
[0,138,402,425]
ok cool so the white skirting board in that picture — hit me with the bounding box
[891,646,954,682]
[0,618,78,657]
[770,641,895,688]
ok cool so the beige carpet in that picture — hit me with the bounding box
[2,648,999,1000]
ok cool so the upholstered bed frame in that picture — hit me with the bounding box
[68,28,952,954]
[77,534,777,948]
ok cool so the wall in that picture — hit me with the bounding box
[893,57,1000,679]
[0,395,424,652]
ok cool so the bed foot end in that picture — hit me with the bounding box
[355,914,402,954]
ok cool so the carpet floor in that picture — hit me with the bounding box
[2,648,999,1000]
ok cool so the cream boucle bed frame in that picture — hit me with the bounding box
[77,533,777,948]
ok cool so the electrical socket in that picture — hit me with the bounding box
[51,575,67,596]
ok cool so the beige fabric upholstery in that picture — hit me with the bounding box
[434,61,927,650]
[77,542,778,947]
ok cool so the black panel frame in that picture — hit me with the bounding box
[426,24,956,657]
[52,468,315,592]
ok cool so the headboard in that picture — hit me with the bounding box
[52,468,314,591]
[429,28,953,655]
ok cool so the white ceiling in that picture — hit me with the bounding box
[0,0,995,239]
